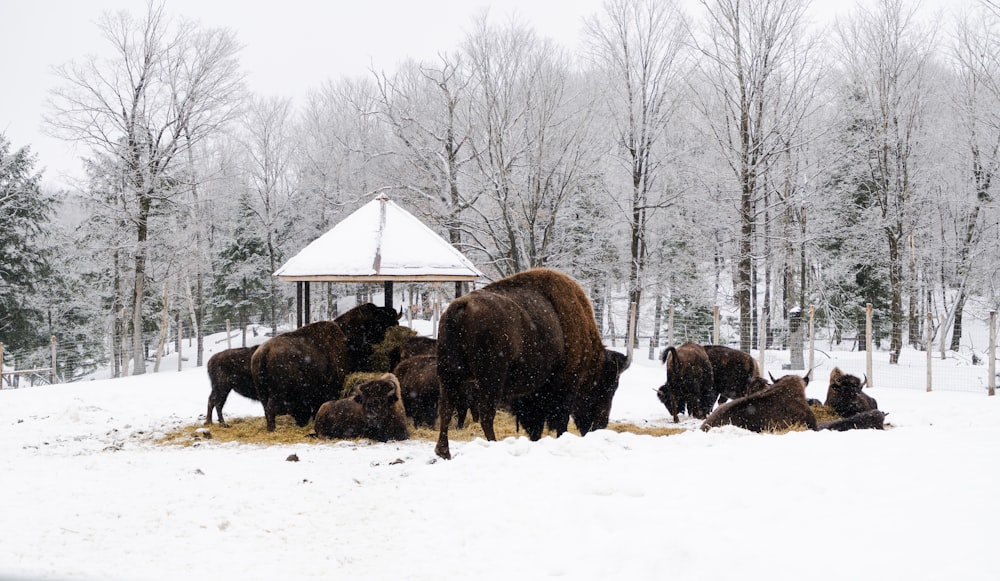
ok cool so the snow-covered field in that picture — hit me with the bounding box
[1,322,998,581]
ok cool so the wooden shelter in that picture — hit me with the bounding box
[274,194,485,326]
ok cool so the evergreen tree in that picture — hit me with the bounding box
[210,191,271,345]
[0,134,55,351]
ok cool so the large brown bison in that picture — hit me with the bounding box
[435,268,629,459]
[824,367,878,418]
[251,303,400,432]
[393,354,442,428]
[251,321,350,431]
[315,374,409,441]
[703,344,763,404]
[657,342,716,422]
[205,345,258,425]
[700,371,817,432]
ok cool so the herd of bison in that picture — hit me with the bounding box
[204,268,885,460]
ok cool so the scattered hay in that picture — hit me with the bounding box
[341,372,384,399]
[158,410,684,447]
[810,403,842,424]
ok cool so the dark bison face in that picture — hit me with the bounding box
[354,374,406,440]
[575,349,630,434]
[656,382,681,420]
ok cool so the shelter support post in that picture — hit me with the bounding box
[304,282,311,325]
[384,281,394,310]
[296,282,303,328]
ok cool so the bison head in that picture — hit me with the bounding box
[354,373,408,441]
[574,349,630,435]
[656,382,681,423]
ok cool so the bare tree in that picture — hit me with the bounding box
[374,55,476,249]
[944,6,1000,350]
[585,0,688,346]
[462,16,599,277]
[46,1,243,374]
[691,0,813,352]
[835,0,935,363]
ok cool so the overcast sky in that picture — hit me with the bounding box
[0,0,955,190]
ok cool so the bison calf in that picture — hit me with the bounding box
[205,346,259,425]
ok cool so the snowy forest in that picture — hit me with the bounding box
[2,0,1000,380]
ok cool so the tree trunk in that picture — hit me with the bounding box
[131,192,153,376]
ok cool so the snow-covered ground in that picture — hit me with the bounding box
[1,321,998,581]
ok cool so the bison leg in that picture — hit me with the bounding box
[207,389,231,425]
[263,398,279,432]
[435,385,455,460]
[511,395,545,441]
[479,404,497,441]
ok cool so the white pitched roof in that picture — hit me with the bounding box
[274,194,485,282]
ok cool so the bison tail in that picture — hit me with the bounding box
[661,346,677,367]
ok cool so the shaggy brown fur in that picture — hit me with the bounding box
[658,342,716,422]
[702,345,763,404]
[314,374,409,441]
[393,354,443,429]
[388,335,437,371]
[205,346,259,425]
[250,304,400,433]
[313,397,366,439]
[435,268,627,459]
[357,373,410,442]
[824,367,878,418]
[700,372,817,432]
[817,409,887,431]
[334,304,402,371]
[251,321,350,432]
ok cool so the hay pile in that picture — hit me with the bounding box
[158,411,684,447]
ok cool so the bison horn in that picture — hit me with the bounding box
[861,373,869,388]
[769,372,777,383]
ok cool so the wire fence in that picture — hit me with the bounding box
[2,299,997,396]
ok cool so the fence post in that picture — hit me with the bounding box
[808,305,815,372]
[989,310,996,397]
[866,303,874,388]
[0,342,4,387]
[758,305,768,374]
[226,319,232,350]
[926,313,932,392]
[626,301,637,364]
[939,314,946,360]
[50,336,57,385]
[667,304,674,348]
[713,305,720,344]
[178,323,183,373]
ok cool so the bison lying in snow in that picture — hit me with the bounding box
[314,374,409,441]
[205,346,259,425]
[702,345,763,404]
[700,371,817,432]
[818,409,887,431]
[435,268,629,459]
[824,367,878,418]
[393,354,442,429]
[251,303,400,431]
[657,342,716,422]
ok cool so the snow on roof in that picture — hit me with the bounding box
[274,194,485,282]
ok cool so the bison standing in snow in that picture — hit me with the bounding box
[205,346,259,425]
